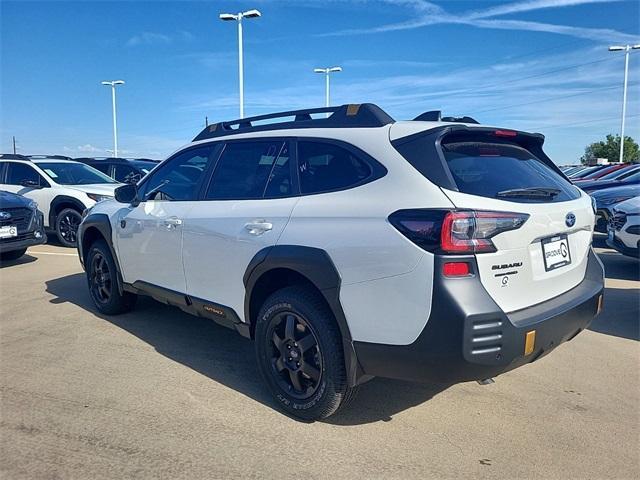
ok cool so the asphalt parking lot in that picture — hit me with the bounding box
[0,238,638,479]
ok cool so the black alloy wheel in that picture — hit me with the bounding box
[85,239,137,315]
[268,312,323,399]
[255,286,357,420]
[90,251,112,305]
[56,208,82,247]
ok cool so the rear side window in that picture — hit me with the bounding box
[90,163,110,174]
[114,164,141,184]
[441,141,579,202]
[206,141,290,200]
[297,141,372,194]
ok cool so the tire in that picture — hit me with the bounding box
[255,286,357,421]
[0,248,27,261]
[86,239,137,315]
[55,208,83,247]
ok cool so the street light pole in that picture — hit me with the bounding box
[219,9,261,119]
[608,44,640,163]
[314,66,342,116]
[101,80,125,157]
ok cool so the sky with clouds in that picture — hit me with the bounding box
[1,0,639,162]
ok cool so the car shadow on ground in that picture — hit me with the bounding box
[589,286,640,341]
[0,254,37,268]
[45,272,450,425]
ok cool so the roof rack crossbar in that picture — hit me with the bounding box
[193,103,394,141]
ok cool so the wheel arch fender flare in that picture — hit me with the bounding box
[243,245,367,387]
[79,213,124,292]
[49,195,87,228]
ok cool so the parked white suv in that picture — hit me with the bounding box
[607,196,640,258]
[77,104,605,420]
[0,155,120,246]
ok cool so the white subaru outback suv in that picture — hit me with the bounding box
[0,154,120,247]
[77,104,604,420]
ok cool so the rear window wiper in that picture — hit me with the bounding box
[496,187,561,199]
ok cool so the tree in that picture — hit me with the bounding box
[581,134,639,164]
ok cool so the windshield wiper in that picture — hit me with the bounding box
[496,187,561,199]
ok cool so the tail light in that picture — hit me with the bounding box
[389,209,529,254]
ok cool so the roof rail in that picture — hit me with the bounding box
[27,154,72,160]
[193,103,395,141]
[0,153,31,161]
[413,110,479,124]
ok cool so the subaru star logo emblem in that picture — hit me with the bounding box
[565,212,576,228]
[0,211,11,220]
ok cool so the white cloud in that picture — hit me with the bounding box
[321,0,635,42]
[63,144,102,153]
[126,30,196,47]
[126,32,172,47]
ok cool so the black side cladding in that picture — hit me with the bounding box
[243,245,365,387]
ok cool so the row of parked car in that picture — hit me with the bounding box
[0,154,158,259]
[0,150,638,262]
[560,163,640,257]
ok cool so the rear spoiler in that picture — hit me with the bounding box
[391,125,563,193]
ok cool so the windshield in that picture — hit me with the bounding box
[38,162,117,185]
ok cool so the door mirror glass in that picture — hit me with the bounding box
[115,183,138,204]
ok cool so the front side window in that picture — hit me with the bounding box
[297,141,372,195]
[205,141,290,200]
[38,162,116,185]
[140,147,212,201]
[6,163,44,186]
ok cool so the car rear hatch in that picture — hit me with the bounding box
[391,124,594,313]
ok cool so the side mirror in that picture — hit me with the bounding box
[21,180,43,189]
[115,183,139,205]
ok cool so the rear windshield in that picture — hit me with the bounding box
[441,140,580,202]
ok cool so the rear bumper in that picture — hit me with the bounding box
[353,249,604,384]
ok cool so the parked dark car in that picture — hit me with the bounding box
[576,164,628,181]
[590,184,640,232]
[577,168,640,193]
[74,157,159,184]
[0,190,46,260]
[569,165,610,180]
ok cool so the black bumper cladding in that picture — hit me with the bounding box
[353,249,604,384]
[0,231,46,253]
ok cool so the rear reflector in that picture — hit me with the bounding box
[443,262,471,277]
[494,130,518,137]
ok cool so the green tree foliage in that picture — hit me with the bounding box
[581,134,639,164]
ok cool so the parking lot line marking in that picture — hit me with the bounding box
[28,251,78,256]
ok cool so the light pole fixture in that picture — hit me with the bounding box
[608,44,640,163]
[314,66,342,114]
[101,80,125,157]
[219,9,261,119]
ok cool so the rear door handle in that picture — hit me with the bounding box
[244,220,273,235]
